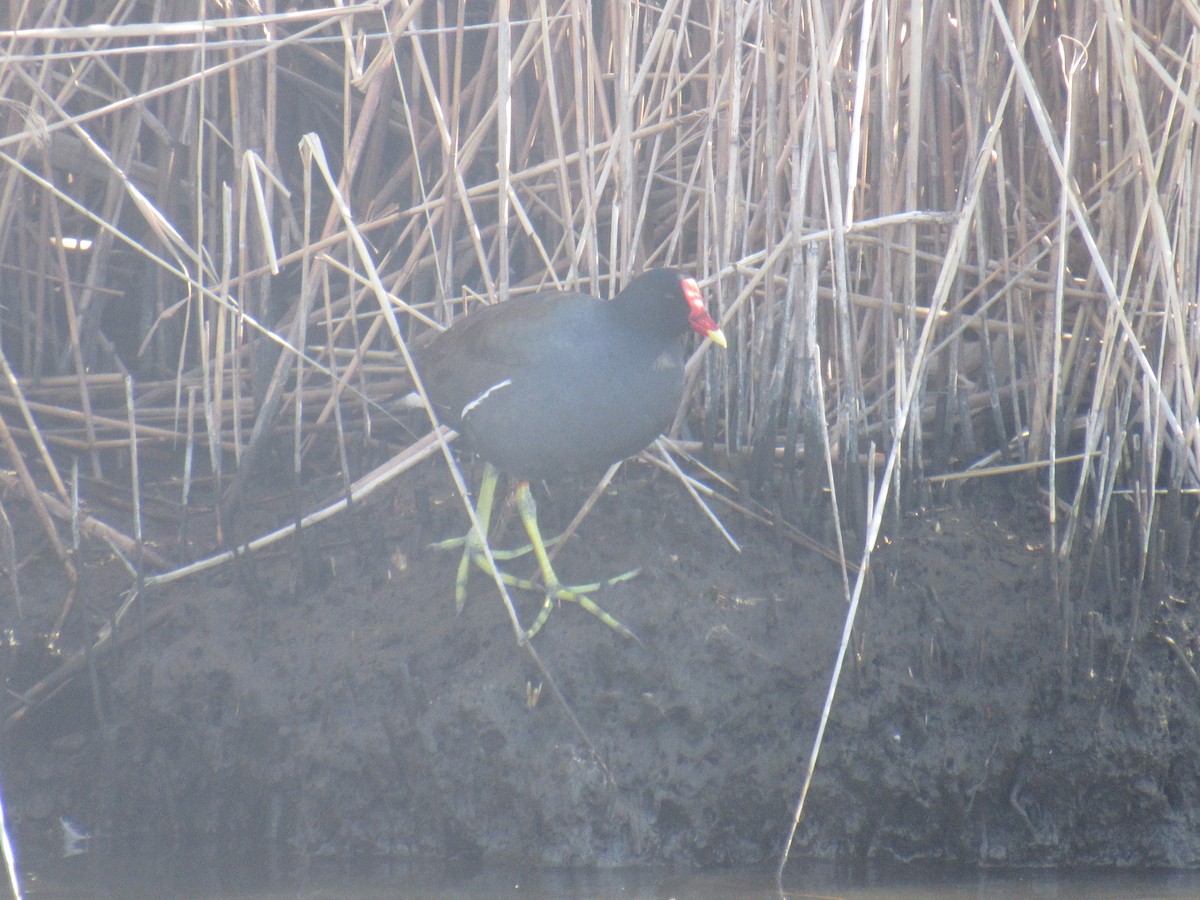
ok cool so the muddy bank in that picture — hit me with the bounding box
[4,458,1200,870]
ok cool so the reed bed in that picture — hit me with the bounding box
[0,0,1197,848]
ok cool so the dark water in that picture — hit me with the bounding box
[19,856,1200,900]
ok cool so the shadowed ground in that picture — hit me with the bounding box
[5,456,1200,870]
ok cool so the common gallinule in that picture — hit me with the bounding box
[415,268,726,639]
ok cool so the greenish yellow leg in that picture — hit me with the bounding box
[454,463,499,613]
[432,527,567,561]
[513,482,641,643]
[431,466,641,641]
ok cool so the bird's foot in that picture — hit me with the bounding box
[431,471,641,642]
[520,569,643,644]
[430,530,567,561]
[437,537,641,642]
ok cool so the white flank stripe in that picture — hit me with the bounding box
[461,378,513,419]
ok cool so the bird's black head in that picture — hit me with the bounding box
[614,268,726,346]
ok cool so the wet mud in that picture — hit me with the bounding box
[5,451,1200,870]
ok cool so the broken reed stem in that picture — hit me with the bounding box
[0,7,1192,534]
